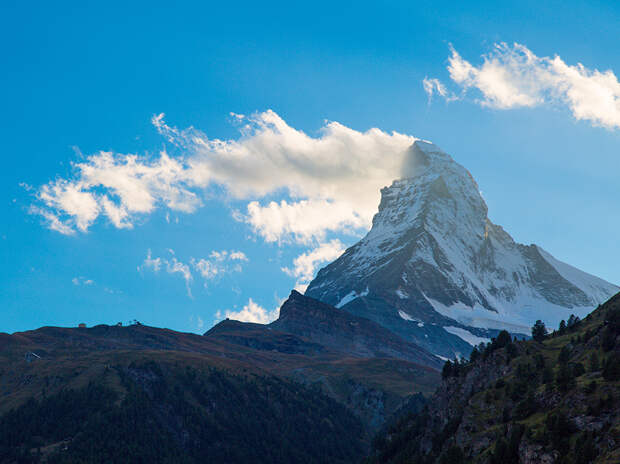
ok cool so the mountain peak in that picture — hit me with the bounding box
[306,143,618,358]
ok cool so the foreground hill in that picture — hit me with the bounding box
[0,351,365,463]
[0,292,440,462]
[306,141,618,359]
[368,292,620,463]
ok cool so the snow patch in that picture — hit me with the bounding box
[424,294,593,336]
[396,289,409,299]
[443,326,490,347]
[335,286,369,308]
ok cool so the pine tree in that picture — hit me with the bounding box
[531,320,547,343]
[558,320,566,334]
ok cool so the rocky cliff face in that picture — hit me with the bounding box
[306,141,618,359]
[270,290,442,369]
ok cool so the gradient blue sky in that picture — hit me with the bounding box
[2,0,619,334]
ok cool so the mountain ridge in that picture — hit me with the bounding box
[306,141,618,359]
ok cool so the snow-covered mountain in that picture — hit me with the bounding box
[305,141,618,359]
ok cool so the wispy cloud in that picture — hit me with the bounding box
[72,277,94,286]
[140,248,249,297]
[282,239,346,292]
[215,298,279,324]
[426,43,620,129]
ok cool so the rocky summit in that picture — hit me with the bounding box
[306,141,618,359]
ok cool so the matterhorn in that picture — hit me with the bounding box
[306,141,618,359]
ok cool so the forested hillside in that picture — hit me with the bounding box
[0,357,366,463]
[368,293,620,463]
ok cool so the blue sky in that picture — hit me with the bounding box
[2,0,619,334]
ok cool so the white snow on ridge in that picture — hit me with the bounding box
[398,310,424,327]
[396,289,409,299]
[538,247,619,304]
[443,326,490,347]
[425,293,592,336]
[335,287,369,308]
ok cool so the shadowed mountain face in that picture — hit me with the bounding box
[270,290,442,369]
[306,141,618,359]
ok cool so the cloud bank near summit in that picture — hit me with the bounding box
[31,111,416,244]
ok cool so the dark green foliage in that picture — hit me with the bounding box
[602,352,620,381]
[442,360,454,379]
[531,320,547,342]
[0,363,365,464]
[542,364,554,384]
[469,346,480,363]
[572,362,585,378]
[495,330,512,349]
[601,327,616,351]
[545,410,574,450]
[505,341,518,360]
[489,424,523,464]
[439,445,465,464]
[559,319,567,335]
[602,304,620,351]
[584,380,597,394]
[567,314,580,329]
[589,351,600,371]
[555,363,575,392]
[514,391,536,419]
[476,330,517,363]
[534,353,546,370]
[573,432,598,464]
[558,345,571,364]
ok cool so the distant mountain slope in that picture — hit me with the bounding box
[306,141,618,359]
[368,292,620,463]
[269,290,442,369]
[204,291,441,428]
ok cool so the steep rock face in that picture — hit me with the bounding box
[270,290,442,369]
[306,141,618,358]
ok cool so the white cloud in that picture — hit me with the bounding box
[192,258,219,280]
[245,199,366,244]
[140,249,249,296]
[141,249,162,272]
[229,251,248,261]
[423,77,455,103]
[72,276,94,286]
[429,43,620,129]
[216,298,279,324]
[166,257,193,297]
[282,239,346,291]
[32,111,416,241]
